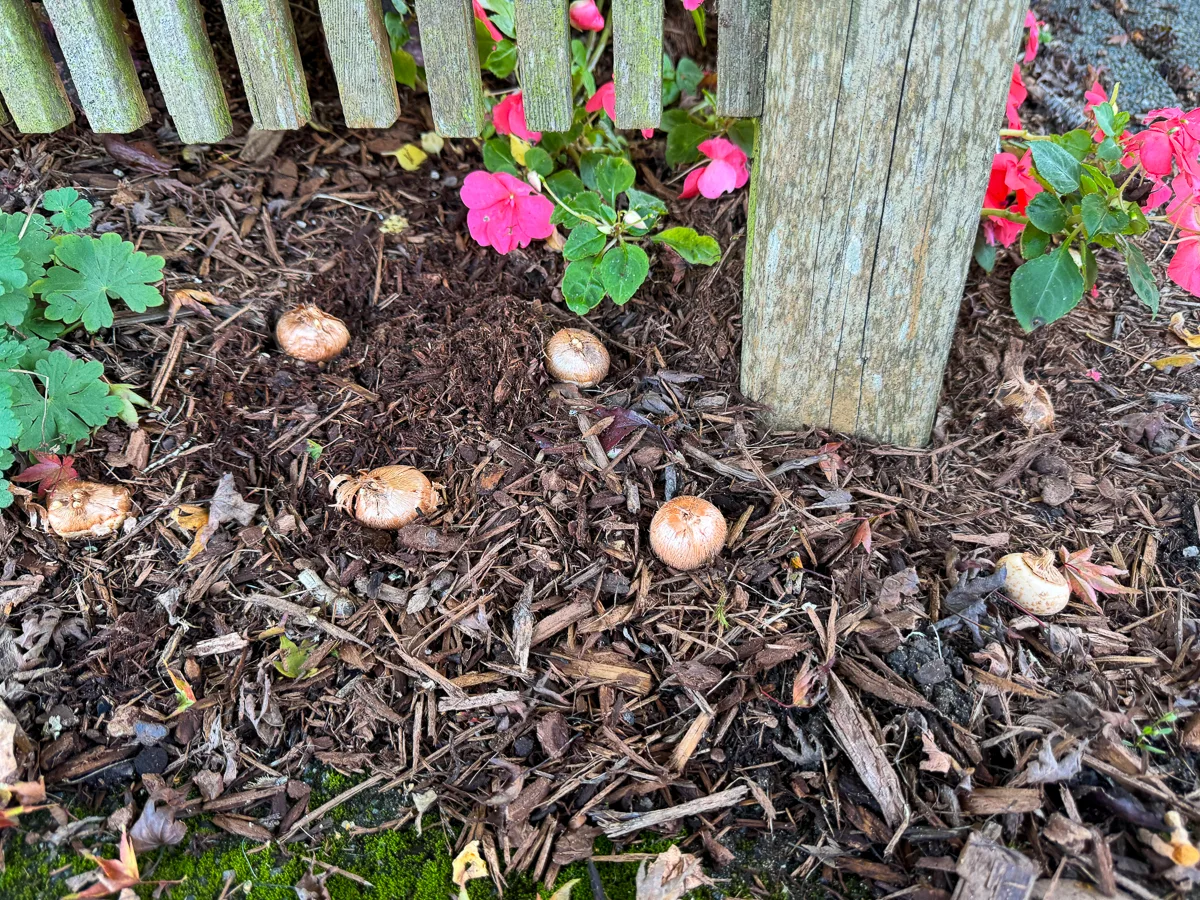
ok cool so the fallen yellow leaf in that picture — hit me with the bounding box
[1169,312,1200,348]
[387,144,428,171]
[451,840,488,900]
[420,131,445,155]
[1151,353,1200,370]
[380,215,409,235]
[509,134,531,166]
[171,505,210,562]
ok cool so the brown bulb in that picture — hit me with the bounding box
[46,480,132,540]
[331,466,439,529]
[649,496,727,571]
[545,328,610,387]
[276,305,350,362]
[997,550,1070,615]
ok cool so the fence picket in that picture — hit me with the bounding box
[415,0,486,136]
[131,0,231,143]
[317,0,400,129]
[41,0,150,133]
[220,0,311,130]
[716,0,768,117]
[612,0,662,130]
[514,0,572,132]
[0,0,74,133]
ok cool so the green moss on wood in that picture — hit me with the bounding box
[0,0,75,133]
[612,0,663,129]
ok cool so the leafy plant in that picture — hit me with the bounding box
[0,190,165,506]
[1128,711,1180,755]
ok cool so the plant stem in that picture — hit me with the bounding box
[980,208,1029,224]
[586,22,611,74]
[998,129,1051,141]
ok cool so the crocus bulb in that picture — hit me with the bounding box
[997,549,1070,615]
[1000,339,1054,432]
[276,305,350,362]
[46,480,132,540]
[545,328,610,387]
[331,466,439,529]
[650,496,727,571]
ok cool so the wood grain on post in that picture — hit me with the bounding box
[514,0,572,132]
[0,0,74,133]
[715,0,768,117]
[317,0,400,129]
[612,0,662,130]
[41,0,150,133]
[219,0,311,130]
[414,0,486,136]
[742,0,1025,446]
[131,0,232,143]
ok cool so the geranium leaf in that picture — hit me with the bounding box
[0,212,53,282]
[38,232,165,331]
[5,349,123,451]
[0,233,28,294]
[42,187,94,232]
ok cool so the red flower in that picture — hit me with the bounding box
[1023,11,1044,63]
[492,92,541,143]
[569,0,605,31]
[1167,192,1200,295]
[1084,80,1108,113]
[1006,64,1027,130]
[473,0,502,42]
[682,0,705,8]
[982,151,1041,247]
[680,138,750,200]
[460,171,554,255]
[586,82,655,138]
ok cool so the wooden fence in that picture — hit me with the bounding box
[0,0,1026,445]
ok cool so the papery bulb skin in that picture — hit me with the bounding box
[998,549,1070,615]
[545,328,610,387]
[276,305,351,362]
[331,466,439,529]
[47,480,132,539]
[650,496,727,571]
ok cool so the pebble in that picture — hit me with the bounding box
[1183,546,1199,559]
[134,745,169,776]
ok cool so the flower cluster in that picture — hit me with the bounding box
[680,139,749,200]
[461,171,554,255]
[982,152,1041,247]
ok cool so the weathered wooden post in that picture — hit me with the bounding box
[317,0,400,129]
[741,0,1026,446]
[219,0,311,130]
[0,0,75,133]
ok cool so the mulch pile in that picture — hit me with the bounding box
[1,20,1200,900]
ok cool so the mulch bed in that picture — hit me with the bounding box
[1,19,1200,900]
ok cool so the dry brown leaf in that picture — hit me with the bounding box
[65,830,141,899]
[919,731,955,774]
[1169,312,1200,348]
[635,846,712,900]
[129,799,186,852]
[294,870,331,900]
[451,840,488,900]
[179,475,258,564]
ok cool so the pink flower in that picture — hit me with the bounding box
[1084,80,1108,113]
[569,0,605,31]
[473,0,502,42]
[460,171,554,255]
[981,151,1041,246]
[682,0,705,9]
[1023,11,1044,63]
[679,138,749,200]
[1085,369,1102,382]
[1165,193,1200,295]
[492,92,541,143]
[586,82,655,138]
[1006,64,1027,130]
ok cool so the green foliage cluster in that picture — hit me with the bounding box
[0,188,162,504]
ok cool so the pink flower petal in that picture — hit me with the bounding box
[679,168,703,199]
[473,0,503,42]
[569,0,605,31]
[1168,238,1200,295]
[1134,130,1174,176]
[515,193,554,240]
[461,171,509,209]
[697,159,737,198]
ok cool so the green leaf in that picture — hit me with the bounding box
[578,152,605,191]
[676,57,703,96]
[1054,130,1095,160]
[1024,193,1067,234]
[384,10,410,45]
[550,190,604,228]
[484,39,517,78]
[1093,102,1116,138]
[42,187,93,232]
[1096,136,1121,162]
[524,147,554,178]
[1081,242,1098,292]
[562,257,606,315]
[651,227,720,265]
[391,49,417,88]
[564,224,606,261]
[665,123,708,166]
[598,244,649,304]
[0,289,31,327]
[625,188,667,234]
[727,119,756,157]
[545,170,586,200]
[1010,244,1084,331]
[1029,141,1081,194]
[0,212,53,283]
[274,635,316,679]
[660,108,692,132]
[3,349,123,451]
[1119,238,1159,315]
[477,0,515,39]
[594,157,636,208]
[0,384,20,451]
[1020,225,1051,260]
[39,232,165,332]
[483,138,520,176]
[1080,193,1130,236]
[973,229,996,273]
[474,18,496,64]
